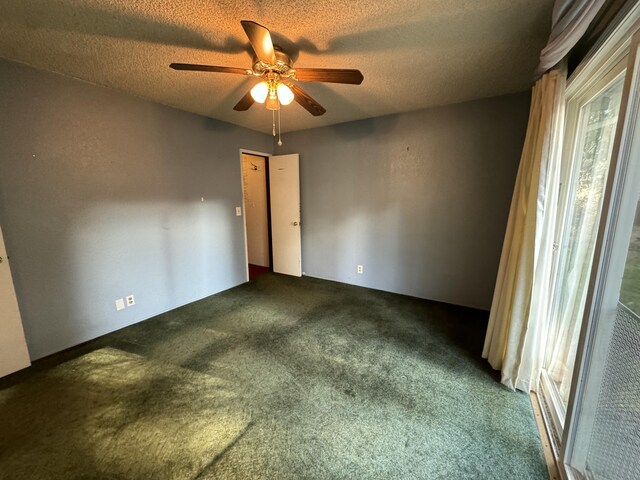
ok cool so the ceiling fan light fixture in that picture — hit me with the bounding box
[250,81,269,103]
[170,21,362,123]
[277,83,294,105]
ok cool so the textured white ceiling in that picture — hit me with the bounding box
[0,0,553,133]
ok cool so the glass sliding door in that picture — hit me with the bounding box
[563,28,640,480]
[530,6,640,477]
[546,74,625,403]
[559,26,640,479]
[539,64,627,440]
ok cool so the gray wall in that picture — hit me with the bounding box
[277,93,530,310]
[0,59,272,359]
[0,57,529,359]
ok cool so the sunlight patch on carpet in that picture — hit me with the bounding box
[0,348,249,480]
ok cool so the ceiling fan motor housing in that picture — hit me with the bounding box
[252,46,293,77]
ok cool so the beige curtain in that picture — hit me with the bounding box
[483,66,566,392]
[483,0,607,393]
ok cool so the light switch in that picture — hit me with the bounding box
[115,298,125,311]
[236,207,242,216]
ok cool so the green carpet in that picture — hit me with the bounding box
[0,273,548,479]
[0,348,249,480]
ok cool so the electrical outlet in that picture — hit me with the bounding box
[126,295,135,307]
[357,265,364,274]
[115,298,125,311]
[236,206,242,216]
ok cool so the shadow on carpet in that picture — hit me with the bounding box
[0,348,250,480]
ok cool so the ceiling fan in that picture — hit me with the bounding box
[169,20,364,117]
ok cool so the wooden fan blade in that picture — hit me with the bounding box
[233,90,255,111]
[294,68,364,85]
[241,20,276,65]
[170,63,248,75]
[289,84,326,116]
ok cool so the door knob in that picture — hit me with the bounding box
[292,221,299,226]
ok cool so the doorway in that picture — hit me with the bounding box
[241,153,272,280]
[239,150,302,280]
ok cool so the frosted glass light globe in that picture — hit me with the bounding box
[277,83,294,105]
[250,81,269,103]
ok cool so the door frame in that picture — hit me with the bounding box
[239,148,272,282]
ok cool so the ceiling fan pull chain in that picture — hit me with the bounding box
[272,109,276,136]
[278,108,283,146]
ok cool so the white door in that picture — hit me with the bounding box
[269,154,302,276]
[0,224,30,377]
